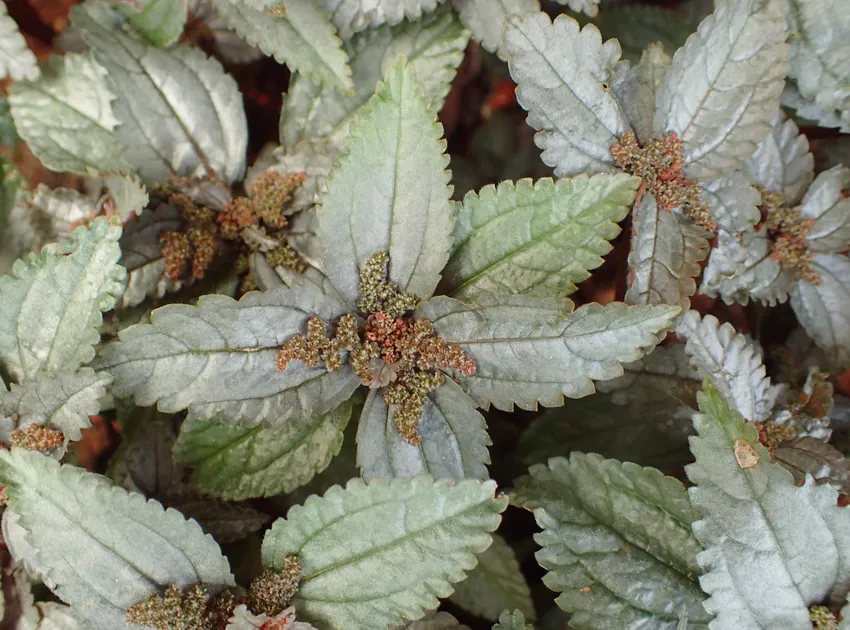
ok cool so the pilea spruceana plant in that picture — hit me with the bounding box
[1,0,850,629]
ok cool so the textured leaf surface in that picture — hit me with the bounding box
[512,454,710,629]
[698,172,761,235]
[799,165,850,253]
[214,0,352,92]
[743,111,813,206]
[687,387,850,628]
[791,253,850,370]
[504,12,631,178]
[0,0,37,81]
[318,59,452,306]
[417,295,678,411]
[0,449,234,630]
[356,379,490,481]
[676,311,782,422]
[551,0,598,16]
[624,194,709,313]
[0,368,109,444]
[9,54,130,176]
[94,285,361,427]
[282,6,468,149]
[173,399,352,500]
[492,610,532,630]
[441,174,637,300]
[655,0,788,180]
[613,43,670,145]
[453,0,538,55]
[261,476,506,629]
[72,2,248,183]
[448,534,534,622]
[123,0,187,47]
[317,0,449,38]
[0,217,125,383]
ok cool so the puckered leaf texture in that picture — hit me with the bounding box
[316,0,449,39]
[799,165,850,254]
[0,449,234,630]
[453,0,539,56]
[121,0,188,47]
[743,111,813,206]
[261,476,506,630]
[492,610,533,630]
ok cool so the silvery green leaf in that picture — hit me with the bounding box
[799,165,850,253]
[317,0,449,39]
[773,437,850,494]
[0,368,110,445]
[452,0,539,56]
[654,0,788,181]
[687,387,850,628]
[791,253,850,371]
[0,217,125,383]
[612,43,671,145]
[492,610,532,630]
[441,174,638,301]
[261,476,506,629]
[448,534,535,623]
[72,1,248,183]
[214,0,352,92]
[8,54,131,176]
[282,6,467,153]
[121,0,188,47]
[0,449,234,630]
[118,201,185,309]
[595,5,693,64]
[676,311,782,422]
[624,194,710,313]
[173,399,352,500]
[355,379,490,481]
[504,12,632,178]
[512,454,710,629]
[417,295,678,411]
[26,185,98,240]
[550,0,598,16]
[0,0,37,81]
[102,173,148,221]
[697,172,761,234]
[744,111,813,206]
[318,59,452,306]
[94,285,360,427]
[397,613,469,629]
[782,81,850,133]
[286,206,326,273]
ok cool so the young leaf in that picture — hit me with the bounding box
[790,253,850,370]
[9,54,132,177]
[452,0,539,56]
[0,217,125,383]
[624,194,710,313]
[261,476,507,629]
[448,534,535,623]
[417,295,678,411]
[317,0,448,39]
[173,399,352,500]
[213,0,353,92]
[676,311,782,422]
[654,0,788,181]
[492,610,532,630]
[512,454,710,629]
[121,0,188,47]
[0,368,110,444]
[799,165,850,253]
[613,43,671,145]
[94,285,361,427]
[0,0,38,81]
[318,58,452,306]
[356,378,490,481]
[71,1,248,183]
[687,386,850,628]
[0,449,234,629]
[441,174,638,300]
[504,12,632,178]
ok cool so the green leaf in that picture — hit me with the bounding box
[441,174,638,300]
[282,5,468,150]
[102,173,148,222]
[624,194,710,313]
[396,612,469,629]
[687,386,850,628]
[449,534,535,622]
[173,399,352,500]
[356,378,490,481]
[121,0,187,47]
[791,253,850,370]
[595,5,693,64]
[214,0,352,92]
[0,217,125,383]
[417,295,678,411]
[262,476,506,629]
[0,95,19,146]
[551,0,598,17]
[317,0,449,39]
[8,54,131,176]
[0,449,234,629]
[512,454,710,629]
[453,0,539,56]
[676,311,782,422]
[492,610,532,630]
[0,0,38,81]
[317,58,452,306]
[94,285,361,427]
[654,0,788,181]
[71,1,248,183]
[504,12,631,178]
[0,368,110,444]
[799,165,850,254]
[743,111,813,206]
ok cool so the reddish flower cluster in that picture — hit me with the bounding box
[760,192,819,285]
[10,424,65,452]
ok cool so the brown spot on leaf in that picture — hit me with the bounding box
[734,439,760,470]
